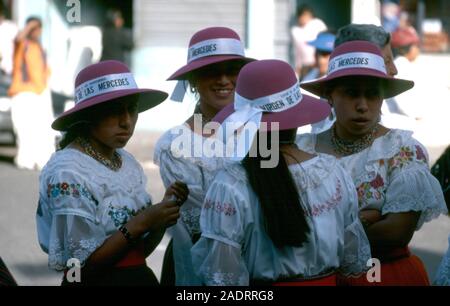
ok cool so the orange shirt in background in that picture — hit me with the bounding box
[8,40,50,96]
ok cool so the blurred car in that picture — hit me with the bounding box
[0,75,15,145]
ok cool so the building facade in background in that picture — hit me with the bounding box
[6,0,447,130]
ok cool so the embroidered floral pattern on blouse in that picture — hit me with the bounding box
[356,174,385,208]
[181,207,201,236]
[108,205,147,227]
[388,145,427,174]
[415,145,427,163]
[47,182,98,205]
[304,179,342,217]
[204,270,239,286]
[204,199,237,216]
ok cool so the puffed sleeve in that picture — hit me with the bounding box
[191,175,250,286]
[154,129,224,237]
[383,142,448,229]
[36,169,106,271]
[339,167,372,276]
[155,146,205,205]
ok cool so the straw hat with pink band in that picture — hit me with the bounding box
[213,59,331,161]
[300,40,414,99]
[168,26,255,102]
[52,60,168,131]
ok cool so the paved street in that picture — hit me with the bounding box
[0,131,449,286]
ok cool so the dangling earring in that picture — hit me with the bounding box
[190,86,197,94]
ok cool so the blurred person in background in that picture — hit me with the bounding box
[8,16,54,170]
[381,0,401,33]
[100,9,134,67]
[302,31,336,82]
[291,5,327,79]
[389,27,422,120]
[299,31,335,135]
[0,2,18,79]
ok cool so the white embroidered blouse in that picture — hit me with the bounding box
[36,148,152,271]
[154,124,225,285]
[296,129,448,229]
[191,154,371,286]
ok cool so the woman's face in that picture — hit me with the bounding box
[192,60,245,114]
[329,77,383,138]
[382,43,398,77]
[89,98,139,150]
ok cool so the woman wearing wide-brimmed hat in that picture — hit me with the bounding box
[298,41,448,285]
[191,59,371,286]
[36,60,189,286]
[153,27,254,285]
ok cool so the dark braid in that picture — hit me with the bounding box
[241,131,310,248]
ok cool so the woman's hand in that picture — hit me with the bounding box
[128,200,181,236]
[163,181,189,206]
[360,209,382,225]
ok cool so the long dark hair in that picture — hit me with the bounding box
[241,130,310,248]
[58,108,93,150]
[431,145,450,211]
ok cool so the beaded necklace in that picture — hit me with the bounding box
[331,124,379,156]
[77,137,122,171]
[193,103,213,126]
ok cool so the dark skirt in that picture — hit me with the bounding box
[0,257,18,286]
[160,239,175,286]
[61,264,159,286]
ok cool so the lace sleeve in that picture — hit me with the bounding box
[383,142,448,229]
[340,171,371,276]
[384,168,448,230]
[47,214,107,271]
[37,167,106,271]
[191,237,249,286]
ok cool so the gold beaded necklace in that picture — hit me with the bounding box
[193,103,213,126]
[77,137,122,171]
[331,124,379,156]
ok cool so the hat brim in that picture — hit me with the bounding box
[168,55,256,80]
[52,89,168,131]
[300,68,414,99]
[213,94,331,132]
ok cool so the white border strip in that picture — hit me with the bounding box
[188,38,245,63]
[328,52,386,75]
[75,73,138,104]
